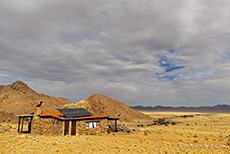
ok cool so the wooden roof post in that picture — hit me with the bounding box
[28,117,33,133]
[115,119,118,132]
[76,121,79,135]
[20,118,24,133]
[62,121,65,136]
[69,121,72,136]
[17,117,21,133]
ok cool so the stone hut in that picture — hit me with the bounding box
[17,102,118,136]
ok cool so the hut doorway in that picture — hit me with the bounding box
[63,121,76,135]
[64,121,69,135]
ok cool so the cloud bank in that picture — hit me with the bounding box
[0,0,230,106]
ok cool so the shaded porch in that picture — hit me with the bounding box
[108,117,119,132]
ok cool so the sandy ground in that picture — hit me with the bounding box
[0,112,230,154]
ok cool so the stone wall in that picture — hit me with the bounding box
[31,106,63,136]
[76,119,108,135]
[31,117,109,136]
[31,117,63,136]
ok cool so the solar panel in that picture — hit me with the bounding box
[57,108,92,118]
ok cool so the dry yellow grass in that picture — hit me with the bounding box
[1,112,230,154]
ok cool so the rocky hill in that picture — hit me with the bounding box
[0,81,74,123]
[0,81,152,123]
[64,94,152,122]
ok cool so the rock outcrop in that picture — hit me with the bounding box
[0,81,74,123]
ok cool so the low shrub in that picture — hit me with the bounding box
[0,125,10,133]
[180,115,194,118]
[147,118,176,126]
[153,118,169,126]
[90,130,97,135]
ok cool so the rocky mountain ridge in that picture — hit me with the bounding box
[0,81,151,123]
[0,81,74,123]
[63,94,152,122]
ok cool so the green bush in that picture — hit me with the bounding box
[90,130,97,135]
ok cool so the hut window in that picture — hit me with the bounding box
[89,122,93,128]
[86,122,100,129]
[86,122,89,129]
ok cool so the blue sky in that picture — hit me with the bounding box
[0,0,230,106]
[158,54,184,72]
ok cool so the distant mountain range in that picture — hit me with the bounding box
[130,104,230,113]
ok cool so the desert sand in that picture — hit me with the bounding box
[1,112,230,154]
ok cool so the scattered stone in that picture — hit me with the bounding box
[19,134,27,138]
[226,141,230,145]
[193,134,198,138]
[193,140,198,143]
